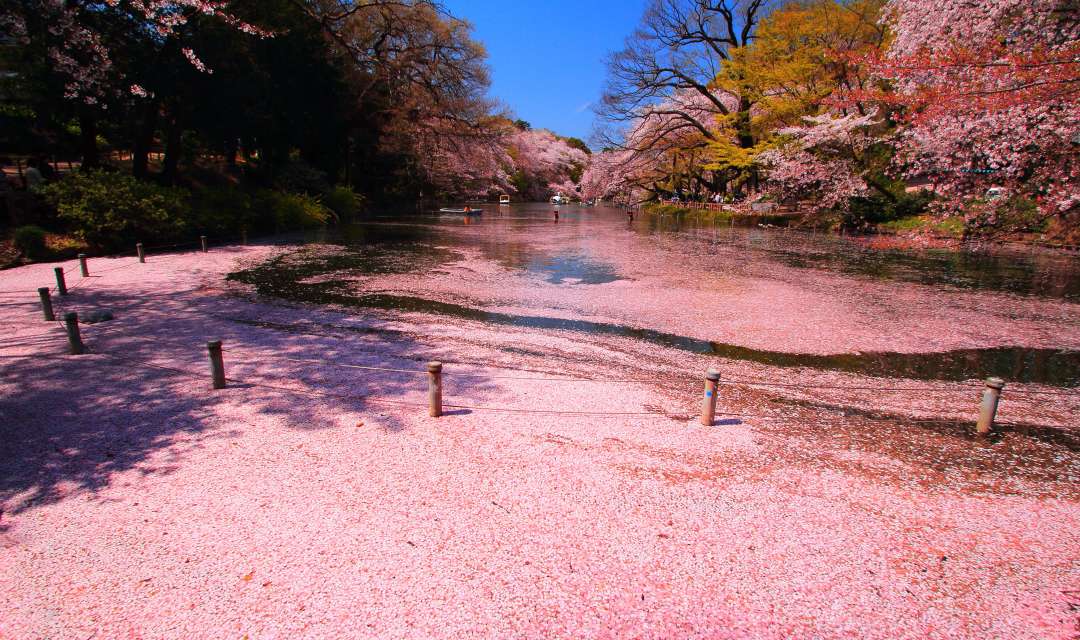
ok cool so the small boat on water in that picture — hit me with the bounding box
[499,194,511,205]
[439,207,483,215]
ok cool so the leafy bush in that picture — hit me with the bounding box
[254,190,331,230]
[40,170,190,250]
[964,196,1046,236]
[191,187,254,236]
[322,186,362,221]
[846,189,935,228]
[12,225,48,259]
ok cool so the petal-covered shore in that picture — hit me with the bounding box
[1,235,1078,639]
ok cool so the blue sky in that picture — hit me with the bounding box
[442,0,647,144]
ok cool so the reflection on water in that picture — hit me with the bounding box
[335,204,1080,300]
[231,211,1080,387]
[637,210,1080,300]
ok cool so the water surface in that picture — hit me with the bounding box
[231,204,1080,386]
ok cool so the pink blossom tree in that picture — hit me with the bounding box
[864,0,1080,225]
[508,128,589,200]
[0,1,270,103]
[758,111,884,212]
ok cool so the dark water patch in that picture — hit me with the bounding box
[229,256,1080,387]
[622,209,1080,300]
[227,317,408,339]
[760,241,1080,301]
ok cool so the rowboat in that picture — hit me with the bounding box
[439,207,483,215]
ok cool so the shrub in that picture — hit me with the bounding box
[40,170,190,250]
[253,190,331,230]
[12,225,48,259]
[846,189,935,228]
[964,196,1047,236]
[191,186,254,235]
[322,186,362,221]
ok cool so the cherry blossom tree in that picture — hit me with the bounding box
[865,0,1080,224]
[0,1,270,103]
[507,128,589,200]
[758,111,882,211]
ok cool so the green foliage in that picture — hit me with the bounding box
[191,187,254,235]
[962,196,1047,236]
[513,119,532,131]
[255,191,332,230]
[561,137,592,155]
[509,170,529,197]
[40,171,191,250]
[879,215,965,238]
[322,186,363,221]
[13,225,48,259]
[568,162,585,184]
[846,188,935,228]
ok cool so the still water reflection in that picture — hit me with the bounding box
[232,204,1080,386]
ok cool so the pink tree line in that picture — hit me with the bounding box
[765,0,1079,222]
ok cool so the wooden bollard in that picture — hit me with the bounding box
[241,228,248,246]
[64,312,85,355]
[427,361,443,418]
[78,254,89,277]
[207,341,226,389]
[38,287,55,321]
[553,210,559,222]
[54,267,67,295]
[976,377,1005,436]
[200,236,208,253]
[136,243,145,263]
[700,369,720,426]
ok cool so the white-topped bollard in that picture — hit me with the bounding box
[976,377,1005,436]
[701,369,720,426]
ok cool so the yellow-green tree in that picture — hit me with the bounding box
[707,0,887,177]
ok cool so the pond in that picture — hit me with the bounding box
[231,203,1080,387]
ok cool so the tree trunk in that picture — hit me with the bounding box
[736,97,755,150]
[79,110,99,169]
[162,102,183,184]
[132,98,160,179]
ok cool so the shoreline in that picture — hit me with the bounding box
[0,246,1077,639]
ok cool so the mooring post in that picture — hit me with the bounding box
[976,377,1005,436]
[200,236,208,253]
[38,287,55,321]
[241,228,248,246]
[136,243,145,263]
[427,361,443,418]
[54,267,67,295]
[78,254,89,277]
[64,312,85,355]
[207,341,226,390]
[700,369,721,426]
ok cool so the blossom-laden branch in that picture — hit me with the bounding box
[0,1,272,103]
